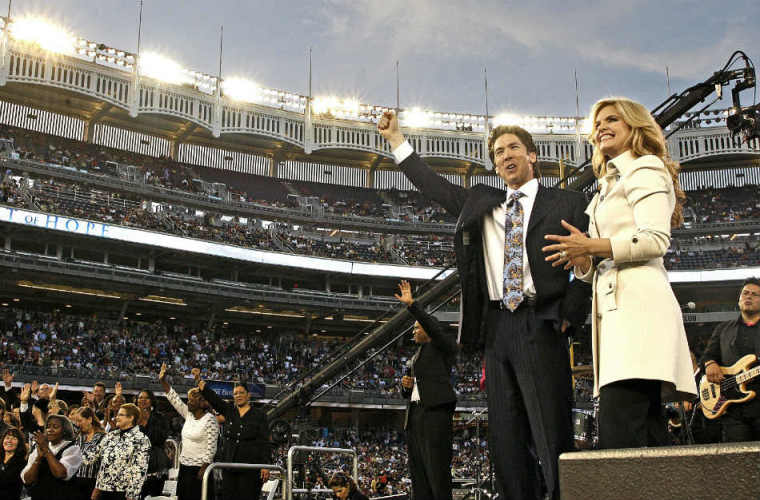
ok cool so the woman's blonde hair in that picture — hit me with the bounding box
[588,97,685,227]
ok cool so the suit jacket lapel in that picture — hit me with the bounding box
[457,186,506,229]
[527,184,552,234]
[409,345,422,378]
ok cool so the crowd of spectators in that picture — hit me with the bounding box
[3,125,760,271]
[683,185,760,224]
[0,124,455,223]
[0,307,484,398]
[665,243,760,270]
[274,426,490,495]
[0,368,491,499]
[8,171,759,272]
[0,304,495,499]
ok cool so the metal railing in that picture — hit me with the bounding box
[166,438,181,470]
[286,446,358,500]
[201,463,284,500]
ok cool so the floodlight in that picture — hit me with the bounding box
[222,77,261,103]
[9,16,76,56]
[138,51,193,85]
[578,118,593,135]
[403,107,432,128]
[493,113,523,127]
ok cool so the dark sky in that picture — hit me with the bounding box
[14,0,760,116]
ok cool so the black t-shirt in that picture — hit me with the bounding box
[735,322,758,359]
[736,321,760,391]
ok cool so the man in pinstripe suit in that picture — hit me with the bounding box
[379,112,591,500]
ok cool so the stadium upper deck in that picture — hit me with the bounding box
[0,15,758,193]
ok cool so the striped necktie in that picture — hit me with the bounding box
[502,191,525,311]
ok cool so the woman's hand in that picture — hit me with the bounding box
[543,220,593,270]
[34,431,49,457]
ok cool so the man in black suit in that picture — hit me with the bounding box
[396,280,457,500]
[379,113,590,500]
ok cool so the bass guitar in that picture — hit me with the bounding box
[699,354,760,419]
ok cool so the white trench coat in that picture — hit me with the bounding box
[575,151,697,401]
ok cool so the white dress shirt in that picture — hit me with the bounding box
[410,381,421,402]
[393,141,537,300]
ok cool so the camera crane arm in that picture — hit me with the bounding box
[567,50,756,192]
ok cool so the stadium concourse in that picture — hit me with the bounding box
[0,14,759,500]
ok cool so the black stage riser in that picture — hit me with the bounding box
[559,441,760,500]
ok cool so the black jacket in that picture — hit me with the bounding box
[0,385,19,411]
[139,411,170,474]
[402,301,458,411]
[0,451,25,500]
[400,152,592,345]
[700,316,760,368]
[201,385,272,465]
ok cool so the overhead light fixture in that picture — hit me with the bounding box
[224,306,303,318]
[16,281,122,299]
[139,295,187,306]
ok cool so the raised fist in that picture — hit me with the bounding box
[377,111,404,149]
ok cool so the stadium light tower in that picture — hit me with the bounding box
[483,67,492,170]
[130,0,143,118]
[304,47,313,154]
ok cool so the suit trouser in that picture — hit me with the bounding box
[597,379,669,449]
[407,402,454,500]
[484,304,573,500]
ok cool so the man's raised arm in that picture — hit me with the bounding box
[378,111,468,216]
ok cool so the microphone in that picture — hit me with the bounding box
[403,358,413,377]
[681,301,696,311]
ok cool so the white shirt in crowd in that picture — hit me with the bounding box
[166,387,219,466]
[21,440,82,482]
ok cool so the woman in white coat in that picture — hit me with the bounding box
[543,97,696,449]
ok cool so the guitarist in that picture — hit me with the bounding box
[700,277,760,441]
